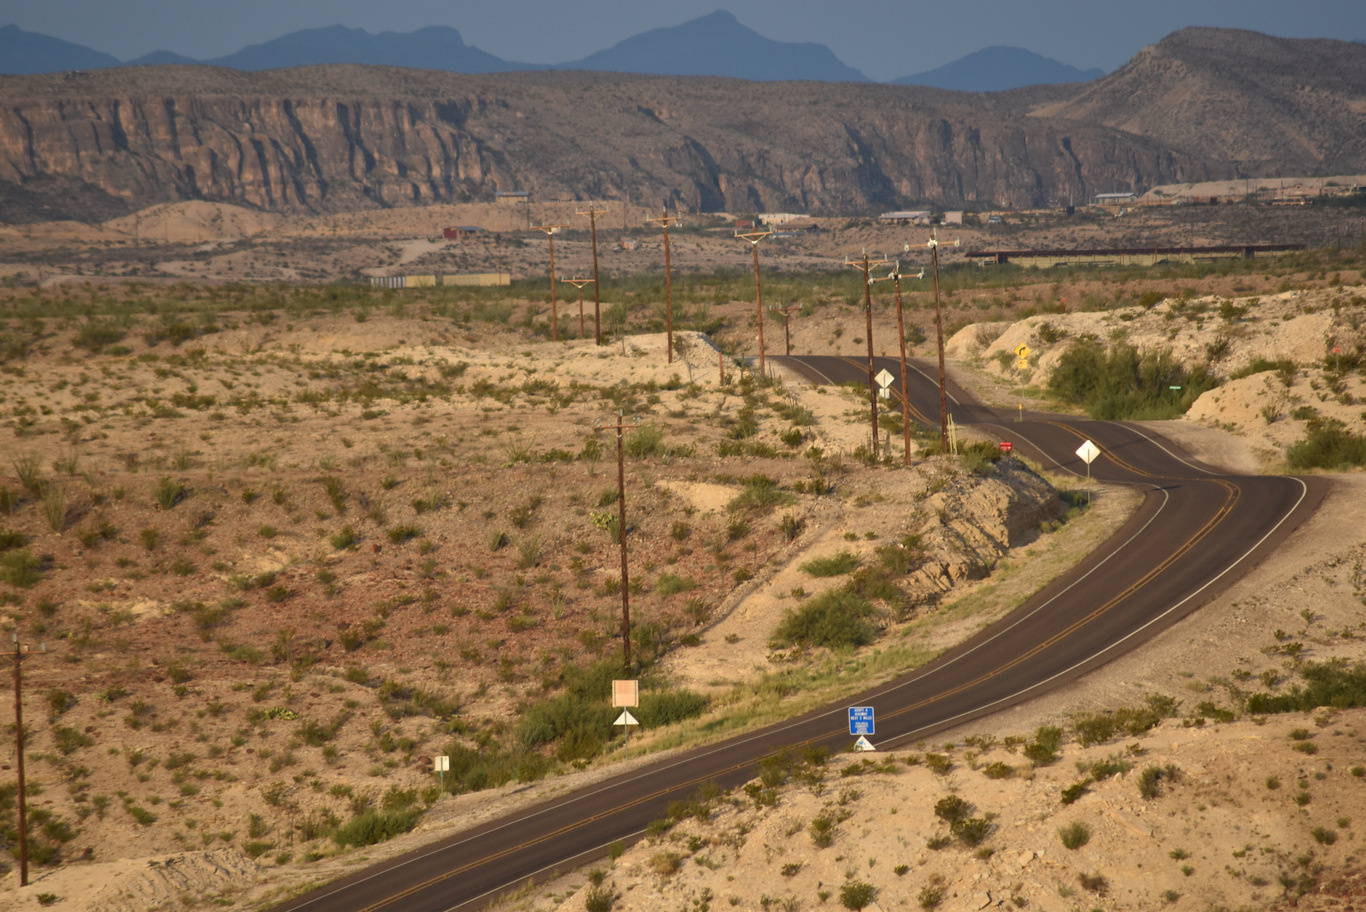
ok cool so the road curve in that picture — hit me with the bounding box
[272,356,1327,912]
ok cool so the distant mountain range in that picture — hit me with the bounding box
[893,46,1104,92]
[0,13,1097,90]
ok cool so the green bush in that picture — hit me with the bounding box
[1023,725,1064,766]
[799,550,862,577]
[332,808,422,847]
[839,880,877,911]
[1047,339,1217,419]
[1059,820,1091,849]
[1287,418,1366,470]
[0,550,43,588]
[1246,660,1366,713]
[771,589,877,650]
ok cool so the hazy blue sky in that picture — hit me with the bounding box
[3,0,1363,81]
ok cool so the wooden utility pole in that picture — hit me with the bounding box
[646,210,681,363]
[532,225,568,342]
[888,257,924,466]
[769,302,801,357]
[846,251,890,459]
[577,205,609,345]
[596,411,638,672]
[562,277,595,341]
[925,232,959,453]
[735,229,773,373]
[8,636,45,888]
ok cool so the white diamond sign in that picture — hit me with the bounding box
[1076,440,1100,465]
[874,369,895,389]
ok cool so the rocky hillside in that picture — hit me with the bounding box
[0,66,1206,223]
[1032,28,1366,175]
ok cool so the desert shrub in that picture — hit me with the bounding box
[1138,764,1181,799]
[1287,418,1366,469]
[1023,725,1064,766]
[583,884,617,912]
[770,589,877,650]
[727,475,794,514]
[332,808,422,847]
[154,476,186,509]
[638,688,708,727]
[839,880,877,911]
[933,795,970,823]
[624,423,666,458]
[799,550,861,577]
[1047,339,1217,419]
[1230,357,1297,381]
[1078,872,1109,895]
[982,761,1014,779]
[655,572,697,596]
[952,816,992,846]
[1059,820,1091,849]
[1246,660,1366,713]
[1072,696,1177,745]
[0,550,43,588]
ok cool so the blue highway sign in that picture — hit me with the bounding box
[848,706,875,736]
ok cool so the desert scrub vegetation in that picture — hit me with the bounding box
[1046,338,1218,420]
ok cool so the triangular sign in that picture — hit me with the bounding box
[854,735,876,752]
[613,711,639,726]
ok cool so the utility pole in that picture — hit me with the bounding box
[577,204,609,345]
[8,635,45,888]
[925,232,960,454]
[846,250,890,459]
[562,277,595,341]
[875,254,924,467]
[646,210,680,363]
[595,411,639,673]
[768,302,801,357]
[735,228,773,373]
[533,225,568,342]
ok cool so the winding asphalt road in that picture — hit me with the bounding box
[272,356,1326,912]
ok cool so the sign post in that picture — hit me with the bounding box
[434,755,449,793]
[848,706,876,750]
[875,368,895,400]
[1076,439,1100,503]
[613,680,640,757]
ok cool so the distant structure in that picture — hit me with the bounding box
[758,212,810,226]
[1094,192,1137,205]
[369,273,510,288]
[443,226,483,239]
[879,210,933,224]
[963,244,1304,269]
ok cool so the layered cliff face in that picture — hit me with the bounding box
[0,66,1217,221]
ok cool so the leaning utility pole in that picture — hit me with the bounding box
[768,302,801,357]
[925,232,960,453]
[646,210,681,363]
[595,411,639,673]
[734,228,773,373]
[533,225,568,342]
[8,635,46,888]
[846,251,891,459]
[577,204,610,345]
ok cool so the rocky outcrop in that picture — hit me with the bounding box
[0,66,1215,221]
[907,461,1063,606]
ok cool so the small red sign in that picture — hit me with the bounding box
[999,441,1013,453]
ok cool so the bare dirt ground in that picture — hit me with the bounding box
[0,202,1362,912]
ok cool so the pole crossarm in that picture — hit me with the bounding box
[561,276,596,340]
